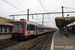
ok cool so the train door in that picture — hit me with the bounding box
[35,26,38,35]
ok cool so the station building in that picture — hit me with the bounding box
[0,17,14,33]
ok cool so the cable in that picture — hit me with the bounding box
[42,0,50,19]
[15,0,39,18]
[51,7,61,12]
[64,7,75,10]
[3,0,26,13]
[14,10,27,14]
[3,0,38,17]
[39,0,50,20]
[15,0,39,15]
[15,0,27,9]
[39,0,46,12]
[41,0,48,12]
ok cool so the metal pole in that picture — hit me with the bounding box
[62,6,64,17]
[13,11,14,20]
[13,16,14,20]
[65,22,68,37]
[42,14,44,25]
[27,9,29,21]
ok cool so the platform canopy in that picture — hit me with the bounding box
[0,17,14,26]
[55,16,75,28]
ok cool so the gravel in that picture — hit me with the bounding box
[44,37,52,50]
[2,34,46,50]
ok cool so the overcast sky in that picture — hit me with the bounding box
[0,0,75,28]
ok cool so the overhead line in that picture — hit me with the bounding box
[39,0,46,12]
[10,11,75,16]
[15,0,27,9]
[15,0,39,17]
[39,0,51,19]
[64,7,75,10]
[3,0,26,12]
[51,7,61,12]
[3,0,39,18]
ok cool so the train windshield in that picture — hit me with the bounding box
[13,22,24,29]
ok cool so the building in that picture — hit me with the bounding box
[0,17,14,33]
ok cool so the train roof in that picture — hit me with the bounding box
[27,21,39,26]
[16,19,51,28]
[27,21,50,28]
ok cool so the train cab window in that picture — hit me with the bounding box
[18,25,23,29]
[13,22,24,30]
[13,25,17,29]
[13,24,23,29]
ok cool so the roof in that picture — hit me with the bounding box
[0,17,14,26]
[55,16,75,28]
[27,21,48,27]
[27,21,39,26]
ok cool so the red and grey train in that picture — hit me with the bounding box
[12,19,53,39]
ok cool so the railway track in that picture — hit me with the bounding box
[0,38,20,49]
[26,31,55,50]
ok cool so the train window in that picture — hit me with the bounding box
[13,24,23,29]
[13,22,24,30]
[27,24,35,31]
[13,25,17,29]
[18,25,23,29]
[27,24,30,30]
[30,25,35,30]
[38,27,44,32]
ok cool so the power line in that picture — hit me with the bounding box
[15,0,27,9]
[41,0,48,12]
[10,11,75,16]
[3,0,26,13]
[39,0,50,19]
[15,0,39,18]
[64,7,75,10]
[51,7,61,12]
[14,10,27,14]
[41,0,50,19]
[3,0,38,18]
[39,0,46,12]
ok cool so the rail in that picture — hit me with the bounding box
[26,31,55,50]
[0,39,20,49]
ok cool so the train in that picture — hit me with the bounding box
[67,24,75,34]
[11,19,54,39]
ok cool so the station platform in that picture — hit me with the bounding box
[0,34,11,40]
[51,31,75,50]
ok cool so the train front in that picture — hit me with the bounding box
[11,19,26,38]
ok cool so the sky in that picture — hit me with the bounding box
[0,0,75,28]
